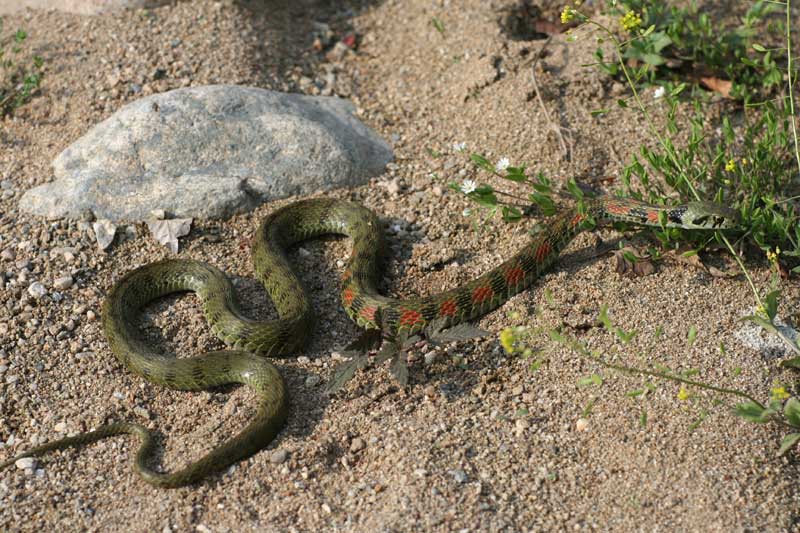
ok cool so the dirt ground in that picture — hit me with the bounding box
[1,1,799,531]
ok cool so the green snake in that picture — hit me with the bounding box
[0,197,737,487]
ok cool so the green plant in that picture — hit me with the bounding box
[0,19,44,116]
[442,0,800,454]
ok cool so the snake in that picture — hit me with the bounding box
[0,196,738,487]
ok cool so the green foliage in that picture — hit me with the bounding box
[0,18,44,116]
[597,0,782,99]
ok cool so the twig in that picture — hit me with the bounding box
[529,37,570,161]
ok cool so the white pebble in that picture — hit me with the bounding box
[336,259,345,268]
[576,418,590,432]
[52,276,74,290]
[15,457,36,470]
[54,422,67,433]
[86,310,97,321]
[27,282,47,299]
[270,449,288,464]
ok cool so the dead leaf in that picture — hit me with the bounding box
[613,246,655,277]
[147,218,192,253]
[700,76,732,98]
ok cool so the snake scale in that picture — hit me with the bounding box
[0,197,737,487]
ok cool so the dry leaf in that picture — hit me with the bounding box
[700,76,732,97]
[147,218,192,253]
[613,246,655,277]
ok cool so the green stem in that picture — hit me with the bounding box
[786,0,800,176]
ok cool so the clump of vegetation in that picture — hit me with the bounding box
[0,18,44,116]
[442,0,800,455]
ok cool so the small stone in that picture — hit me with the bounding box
[27,282,47,299]
[450,469,468,484]
[349,438,365,453]
[196,525,212,533]
[92,220,117,251]
[305,375,321,387]
[270,449,289,464]
[134,406,151,420]
[515,419,530,434]
[54,422,67,433]
[150,209,166,220]
[0,248,14,261]
[15,457,36,470]
[386,179,401,195]
[86,310,97,321]
[53,276,74,290]
[296,356,311,365]
[576,418,590,432]
[423,351,437,365]
[321,503,332,514]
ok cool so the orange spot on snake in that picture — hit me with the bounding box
[646,210,660,223]
[359,305,377,321]
[504,267,525,285]
[341,269,352,281]
[439,299,458,317]
[604,203,629,215]
[534,241,551,263]
[342,287,355,306]
[472,286,494,304]
[399,309,424,327]
[570,213,586,227]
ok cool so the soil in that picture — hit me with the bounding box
[1,1,799,531]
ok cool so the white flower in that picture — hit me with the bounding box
[496,157,510,171]
[653,86,665,99]
[460,179,477,194]
[452,141,467,152]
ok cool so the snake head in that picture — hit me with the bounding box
[684,202,741,230]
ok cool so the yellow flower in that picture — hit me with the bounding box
[561,5,576,24]
[767,248,778,264]
[620,10,642,32]
[741,158,748,166]
[725,159,736,172]
[500,327,516,354]
[771,386,791,401]
[677,387,690,401]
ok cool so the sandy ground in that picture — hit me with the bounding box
[1,1,799,531]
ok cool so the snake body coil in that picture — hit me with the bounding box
[0,197,737,487]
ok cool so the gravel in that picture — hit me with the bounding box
[0,1,798,532]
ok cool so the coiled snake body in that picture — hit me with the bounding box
[0,197,737,487]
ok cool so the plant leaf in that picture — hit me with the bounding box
[390,352,409,386]
[784,398,800,427]
[326,354,369,393]
[777,433,800,456]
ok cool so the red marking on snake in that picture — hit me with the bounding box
[359,305,377,322]
[604,203,629,215]
[570,213,586,227]
[439,299,458,317]
[534,241,552,263]
[472,286,494,304]
[341,269,352,281]
[646,210,660,223]
[399,309,425,327]
[342,287,355,306]
[504,267,525,285]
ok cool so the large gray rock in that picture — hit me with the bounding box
[20,85,392,221]
[0,0,162,15]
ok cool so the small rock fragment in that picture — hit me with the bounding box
[53,276,74,290]
[576,418,590,432]
[270,449,289,464]
[147,218,192,254]
[93,220,117,251]
[350,438,365,453]
[15,457,36,470]
[27,282,47,299]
